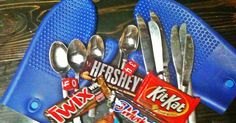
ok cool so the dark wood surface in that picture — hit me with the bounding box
[0,0,236,122]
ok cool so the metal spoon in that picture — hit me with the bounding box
[67,39,87,75]
[87,35,105,118]
[87,35,104,60]
[49,41,70,98]
[67,39,87,123]
[119,25,139,69]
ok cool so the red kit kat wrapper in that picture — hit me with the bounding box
[134,72,200,123]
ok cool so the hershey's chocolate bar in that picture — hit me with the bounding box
[81,58,143,97]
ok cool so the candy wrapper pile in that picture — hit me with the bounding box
[44,11,201,122]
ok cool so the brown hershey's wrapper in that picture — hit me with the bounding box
[44,83,106,123]
[81,58,143,98]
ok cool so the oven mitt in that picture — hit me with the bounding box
[134,0,236,113]
[1,0,96,122]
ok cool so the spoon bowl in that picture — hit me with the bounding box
[49,41,70,76]
[87,35,104,60]
[119,25,139,57]
[67,39,87,73]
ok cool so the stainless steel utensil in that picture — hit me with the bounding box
[171,24,196,123]
[181,35,196,123]
[181,35,194,92]
[148,16,163,75]
[67,39,87,123]
[150,11,170,82]
[171,25,183,89]
[136,15,156,74]
[118,25,139,69]
[49,41,74,123]
[67,40,87,74]
[179,23,187,55]
[86,35,105,118]
[87,35,105,60]
[49,41,70,98]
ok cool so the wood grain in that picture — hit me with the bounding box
[0,0,235,123]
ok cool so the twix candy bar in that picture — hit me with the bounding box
[44,75,113,123]
[81,57,143,97]
[134,72,200,123]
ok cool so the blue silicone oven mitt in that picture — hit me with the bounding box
[0,0,97,122]
[134,0,236,113]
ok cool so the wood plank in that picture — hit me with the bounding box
[0,0,235,122]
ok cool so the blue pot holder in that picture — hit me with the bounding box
[1,0,118,122]
[133,0,236,113]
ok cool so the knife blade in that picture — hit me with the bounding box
[181,34,194,92]
[171,25,183,89]
[150,11,170,82]
[179,23,187,55]
[148,19,163,73]
[136,14,156,73]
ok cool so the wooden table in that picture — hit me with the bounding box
[0,0,235,122]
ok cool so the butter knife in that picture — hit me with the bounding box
[182,35,196,123]
[181,35,194,92]
[150,11,170,82]
[148,17,163,74]
[136,15,156,73]
[179,23,187,55]
[171,25,183,89]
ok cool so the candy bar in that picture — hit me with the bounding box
[81,58,143,97]
[134,72,200,123]
[122,60,139,76]
[114,91,166,123]
[44,76,113,123]
[62,78,79,91]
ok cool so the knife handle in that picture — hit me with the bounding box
[187,81,196,123]
[163,68,170,83]
[188,111,197,123]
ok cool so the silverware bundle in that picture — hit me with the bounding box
[135,12,196,123]
[171,24,196,123]
[136,12,170,81]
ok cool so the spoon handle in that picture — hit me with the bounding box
[61,74,70,99]
[73,74,82,123]
[73,117,82,123]
[120,59,127,69]
[115,49,123,68]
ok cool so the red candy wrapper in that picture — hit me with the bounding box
[134,72,200,123]
[62,78,78,91]
[122,60,139,76]
[45,76,113,123]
